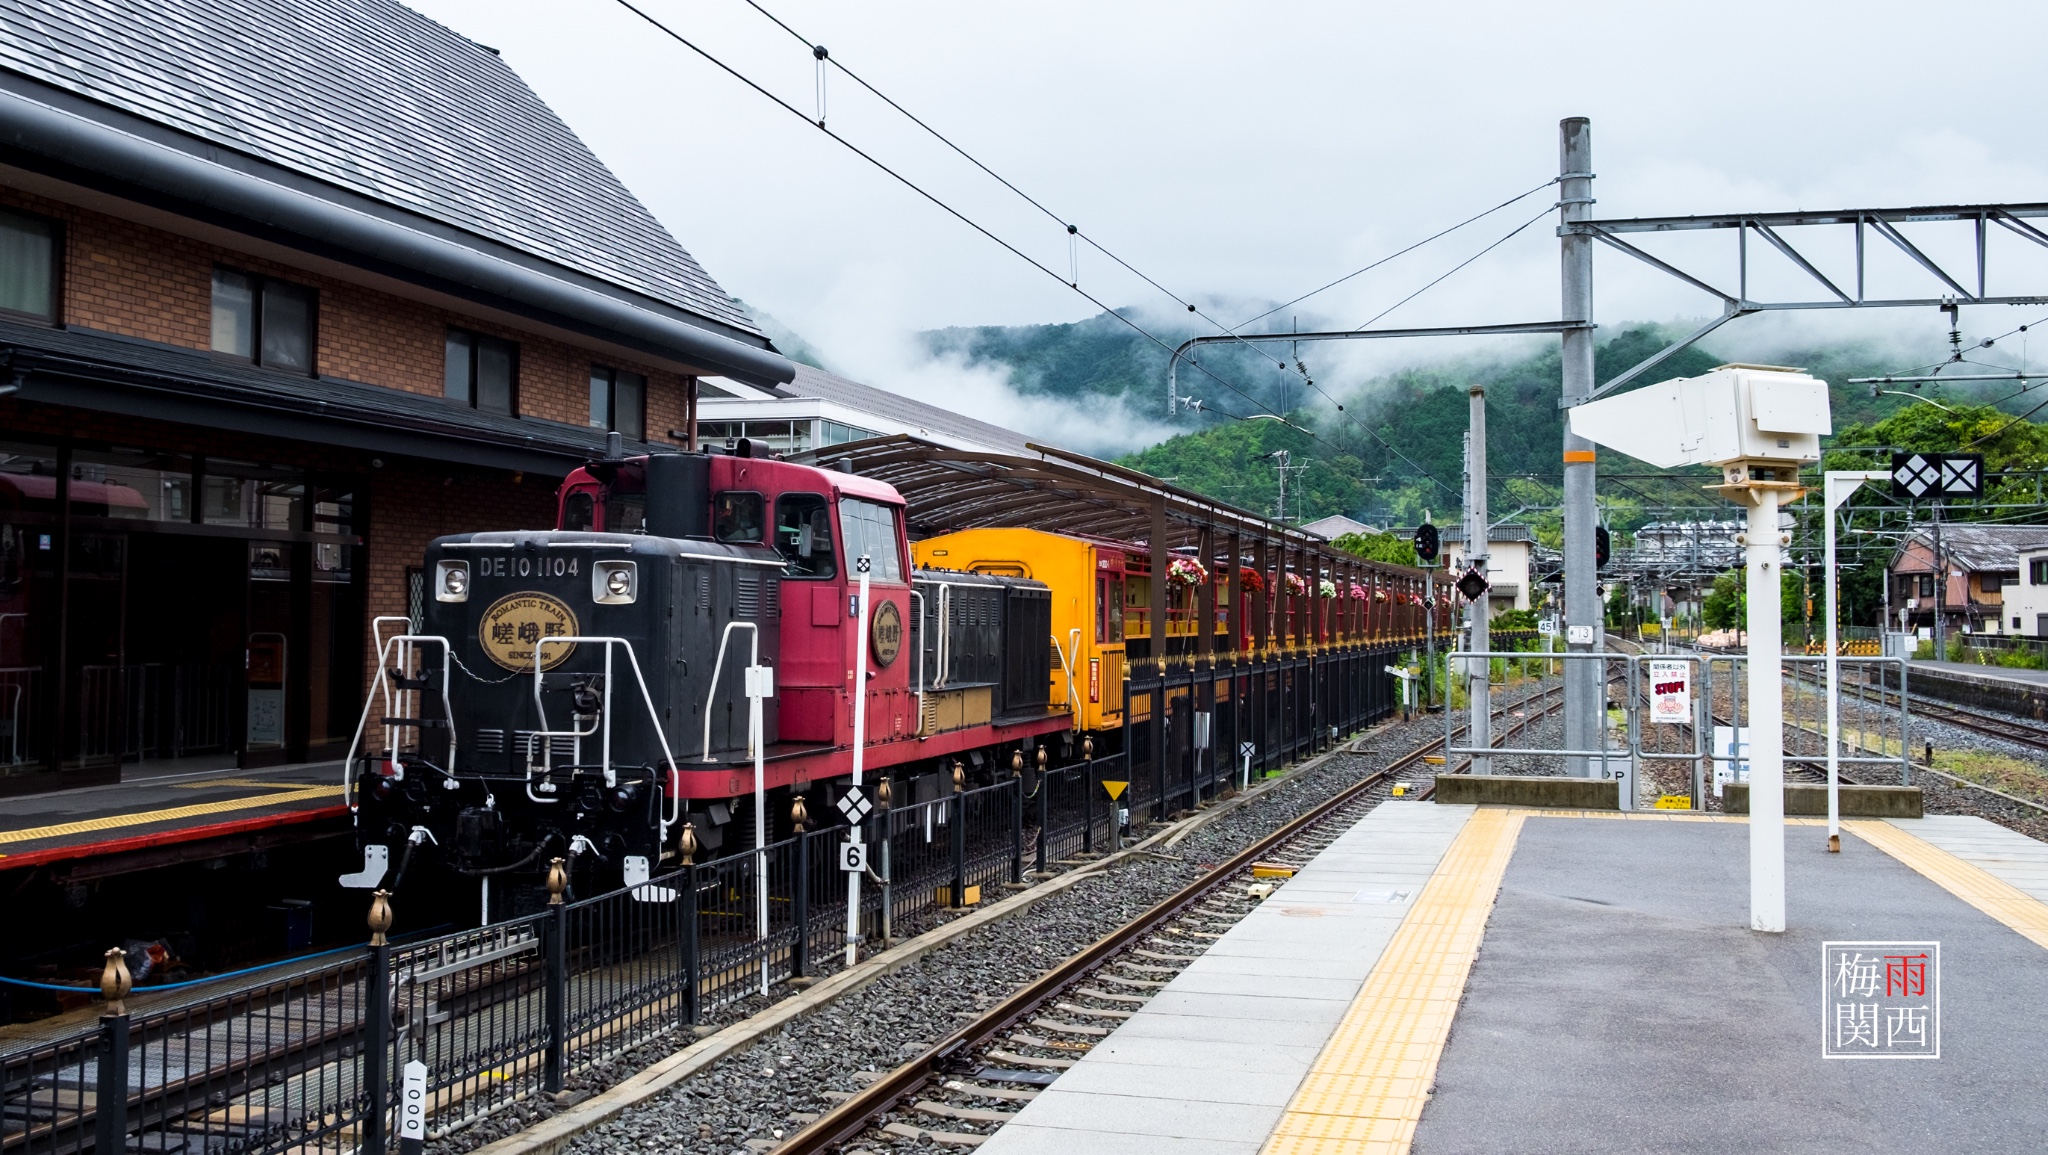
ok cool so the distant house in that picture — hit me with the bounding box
[1999,543,2048,638]
[1301,514,1378,541]
[696,364,1036,457]
[1390,523,1537,612]
[1889,524,2048,636]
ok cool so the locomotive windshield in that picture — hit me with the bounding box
[559,472,644,533]
[838,497,903,580]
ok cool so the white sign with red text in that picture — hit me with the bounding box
[1647,661,1691,723]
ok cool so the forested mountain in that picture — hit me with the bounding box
[917,312,1951,531]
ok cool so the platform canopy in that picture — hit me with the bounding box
[793,435,1367,561]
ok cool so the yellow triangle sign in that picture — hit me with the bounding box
[1101,779,1128,801]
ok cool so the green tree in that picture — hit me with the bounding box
[1698,568,1805,632]
[1330,530,1418,566]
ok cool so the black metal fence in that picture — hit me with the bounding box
[3,753,1164,1155]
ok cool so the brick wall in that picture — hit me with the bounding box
[0,185,696,447]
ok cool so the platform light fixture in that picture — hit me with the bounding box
[1569,364,1832,934]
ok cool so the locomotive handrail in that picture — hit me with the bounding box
[699,621,761,762]
[372,615,413,765]
[1050,627,1082,728]
[909,588,927,736]
[533,635,683,844]
[342,633,455,817]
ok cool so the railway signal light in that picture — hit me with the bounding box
[1595,525,1611,569]
[1413,522,1440,564]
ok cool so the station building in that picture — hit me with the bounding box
[697,363,1037,457]
[0,0,796,795]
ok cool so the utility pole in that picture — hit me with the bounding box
[1930,500,1945,657]
[1466,385,1492,772]
[1558,117,1600,777]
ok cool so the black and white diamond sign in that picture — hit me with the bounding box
[837,786,871,824]
[1455,566,1490,601]
[1892,452,1983,500]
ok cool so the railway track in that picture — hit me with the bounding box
[776,683,1567,1153]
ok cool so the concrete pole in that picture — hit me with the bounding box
[1559,117,1601,777]
[1930,501,1945,657]
[1745,490,1787,933]
[1467,385,1492,772]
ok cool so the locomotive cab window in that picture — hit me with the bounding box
[561,488,597,531]
[713,491,764,543]
[837,497,903,581]
[774,493,834,578]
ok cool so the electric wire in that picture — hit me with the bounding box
[1350,203,1555,332]
[730,0,1559,468]
[1233,178,1559,332]
[605,0,1281,424]
[727,0,1335,403]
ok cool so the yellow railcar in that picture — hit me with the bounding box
[913,527,1144,736]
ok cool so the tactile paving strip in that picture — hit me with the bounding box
[1259,806,1526,1155]
[1848,818,2048,952]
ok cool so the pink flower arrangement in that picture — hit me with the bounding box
[1348,582,1368,601]
[1167,556,1209,587]
[1284,572,1308,596]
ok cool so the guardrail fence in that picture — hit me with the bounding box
[1,749,1152,1155]
[1445,650,1910,808]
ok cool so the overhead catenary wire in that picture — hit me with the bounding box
[606,0,1285,425]
[729,0,1570,466]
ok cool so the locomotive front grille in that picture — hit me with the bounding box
[474,728,506,755]
[514,731,578,761]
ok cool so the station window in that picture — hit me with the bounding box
[445,327,518,415]
[837,498,903,580]
[0,208,58,322]
[212,268,316,373]
[589,365,646,440]
[774,493,834,578]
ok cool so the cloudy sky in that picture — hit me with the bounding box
[412,0,2048,427]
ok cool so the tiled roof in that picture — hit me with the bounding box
[0,0,757,336]
[1900,524,2048,571]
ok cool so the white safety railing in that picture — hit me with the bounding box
[532,636,684,844]
[343,632,455,815]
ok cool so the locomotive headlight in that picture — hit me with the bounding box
[436,560,470,602]
[594,560,637,604]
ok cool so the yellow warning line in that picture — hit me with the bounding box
[1260,807,1526,1155]
[1847,819,2048,953]
[0,785,342,847]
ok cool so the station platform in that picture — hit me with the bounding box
[0,760,347,876]
[980,803,2048,1154]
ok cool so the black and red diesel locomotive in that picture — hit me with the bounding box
[341,442,1066,898]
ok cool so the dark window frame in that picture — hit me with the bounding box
[444,326,520,416]
[773,491,835,579]
[210,265,318,375]
[0,206,62,325]
[2032,559,2048,586]
[589,364,647,440]
[712,490,767,545]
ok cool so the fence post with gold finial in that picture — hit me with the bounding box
[363,890,394,1154]
[544,858,568,1093]
[791,796,811,979]
[94,946,132,1155]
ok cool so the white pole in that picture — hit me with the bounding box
[750,630,767,996]
[1823,470,1889,855]
[1746,489,1787,933]
[846,556,871,966]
